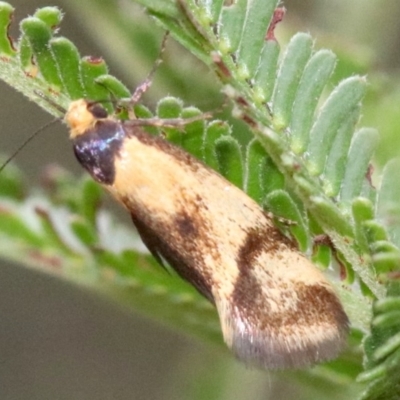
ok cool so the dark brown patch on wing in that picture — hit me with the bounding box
[236,214,296,264]
[298,283,349,331]
[232,226,271,308]
[228,220,349,367]
[174,209,199,238]
[131,210,214,302]
[232,222,296,311]
[125,191,216,303]
[229,281,349,368]
[131,212,165,268]
[233,222,348,335]
[252,282,348,335]
[237,224,281,266]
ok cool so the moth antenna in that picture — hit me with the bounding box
[130,31,170,106]
[33,90,67,116]
[0,117,60,173]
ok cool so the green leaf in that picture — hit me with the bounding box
[33,6,63,28]
[352,197,375,254]
[20,17,63,89]
[70,217,98,247]
[271,33,313,130]
[0,2,16,57]
[218,0,247,54]
[376,159,400,248]
[0,206,44,248]
[157,96,183,143]
[0,158,25,199]
[260,154,285,194]
[203,120,231,171]
[235,0,279,78]
[264,189,310,251]
[157,96,183,118]
[363,220,389,248]
[290,49,337,154]
[358,284,400,400]
[370,241,400,274]
[307,77,367,176]
[309,195,354,238]
[50,37,83,99]
[323,108,360,198]
[134,0,179,18]
[340,128,379,203]
[35,206,76,255]
[80,56,110,102]
[80,178,103,226]
[244,138,268,203]
[253,39,280,103]
[198,0,224,23]
[180,107,206,160]
[312,241,332,271]
[215,135,244,189]
[94,75,131,99]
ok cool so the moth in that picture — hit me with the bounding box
[64,98,349,369]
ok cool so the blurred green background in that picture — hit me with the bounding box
[1,1,400,399]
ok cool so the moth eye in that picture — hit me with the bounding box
[87,102,108,119]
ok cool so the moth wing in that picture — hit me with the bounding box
[131,213,166,270]
[213,247,349,369]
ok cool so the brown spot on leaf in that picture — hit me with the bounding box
[84,55,104,64]
[365,164,375,189]
[211,51,231,78]
[241,114,256,128]
[236,97,249,107]
[266,7,286,41]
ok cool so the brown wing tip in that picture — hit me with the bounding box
[216,283,349,369]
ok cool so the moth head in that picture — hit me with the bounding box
[65,99,109,139]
